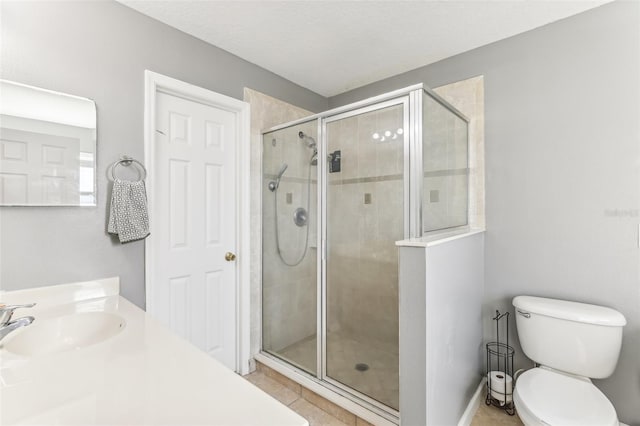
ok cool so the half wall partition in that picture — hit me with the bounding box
[262,85,468,421]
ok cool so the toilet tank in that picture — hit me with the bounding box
[513,296,626,379]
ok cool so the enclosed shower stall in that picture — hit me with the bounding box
[261,84,468,420]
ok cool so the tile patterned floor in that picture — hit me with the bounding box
[245,369,353,426]
[278,331,399,410]
[245,362,523,426]
[471,402,524,426]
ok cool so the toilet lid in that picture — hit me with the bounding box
[515,368,618,426]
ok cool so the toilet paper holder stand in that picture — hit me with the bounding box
[485,310,515,415]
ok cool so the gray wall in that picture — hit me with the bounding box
[0,1,327,307]
[424,233,484,426]
[331,2,640,424]
[399,233,484,426]
[399,247,427,426]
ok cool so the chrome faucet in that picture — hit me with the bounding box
[0,303,35,342]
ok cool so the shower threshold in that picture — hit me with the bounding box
[255,352,399,426]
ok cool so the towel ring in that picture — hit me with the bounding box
[111,156,147,181]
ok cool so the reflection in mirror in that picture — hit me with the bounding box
[0,80,97,206]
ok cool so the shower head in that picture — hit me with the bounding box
[268,163,288,192]
[298,131,317,150]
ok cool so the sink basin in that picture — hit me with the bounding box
[3,312,126,356]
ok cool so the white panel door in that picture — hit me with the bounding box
[154,91,237,370]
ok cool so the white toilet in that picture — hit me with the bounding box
[512,296,627,426]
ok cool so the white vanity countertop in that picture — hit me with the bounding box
[0,279,308,426]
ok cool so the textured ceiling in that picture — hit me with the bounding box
[118,0,612,97]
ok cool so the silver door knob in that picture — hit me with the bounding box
[225,252,237,262]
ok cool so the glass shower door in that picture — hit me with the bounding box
[262,120,318,374]
[323,99,407,411]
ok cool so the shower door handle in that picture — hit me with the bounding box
[225,252,237,262]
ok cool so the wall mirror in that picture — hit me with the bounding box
[0,80,97,206]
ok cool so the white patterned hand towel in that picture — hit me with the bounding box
[108,179,150,243]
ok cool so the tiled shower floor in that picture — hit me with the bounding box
[278,331,399,410]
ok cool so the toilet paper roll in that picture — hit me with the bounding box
[487,371,513,404]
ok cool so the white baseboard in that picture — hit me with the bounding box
[458,377,486,426]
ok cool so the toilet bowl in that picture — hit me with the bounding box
[512,296,626,426]
[513,367,618,426]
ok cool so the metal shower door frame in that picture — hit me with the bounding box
[318,94,413,421]
[259,83,470,422]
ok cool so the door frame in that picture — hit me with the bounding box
[143,70,251,375]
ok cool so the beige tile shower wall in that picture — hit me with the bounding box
[326,106,403,353]
[422,95,469,231]
[433,76,485,229]
[246,79,483,358]
[326,78,483,351]
[243,88,314,357]
[262,124,318,351]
